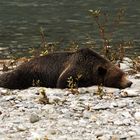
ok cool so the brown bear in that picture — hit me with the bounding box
[0,48,132,89]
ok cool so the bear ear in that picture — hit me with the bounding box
[98,66,107,76]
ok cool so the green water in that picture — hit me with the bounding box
[0,0,139,58]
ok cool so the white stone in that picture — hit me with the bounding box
[94,130,104,137]
[121,89,139,97]
[123,119,131,125]
[5,96,16,101]
[117,101,127,108]
[134,112,140,121]
[128,131,137,136]
[120,63,130,70]
[92,103,110,110]
[121,111,132,118]
[0,88,9,95]
[16,124,27,131]
[114,120,123,125]
[123,57,133,63]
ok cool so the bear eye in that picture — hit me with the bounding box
[98,66,107,76]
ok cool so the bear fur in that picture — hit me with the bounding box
[0,48,132,89]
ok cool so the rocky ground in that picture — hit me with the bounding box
[0,57,140,140]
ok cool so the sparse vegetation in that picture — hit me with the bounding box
[96,84,105,99]
[67,74,82,94]
[132,57,140,72]
[37,88,49,104]
[89,9,134,62]
[32,79,41,87]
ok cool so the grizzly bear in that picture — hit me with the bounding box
[0,48,132,89]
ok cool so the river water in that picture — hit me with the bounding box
[0,0,139,58]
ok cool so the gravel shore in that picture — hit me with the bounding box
[0,57,140,140]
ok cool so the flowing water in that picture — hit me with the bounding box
[0,0,140,58]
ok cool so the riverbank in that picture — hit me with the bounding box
[0,57,140,140]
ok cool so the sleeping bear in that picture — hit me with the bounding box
[0,48,132,89]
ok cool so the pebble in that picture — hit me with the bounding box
[120,63,131,70]
[0,88,9,95]
[5,96,16,101]
[121,111,132,118]
[128,131,137,136]
[110,102,118,107]
[123,57,133,63]
[94,130,104,137]
[134,112,140,121]
[30,113,40,123]
[92,103,110,110]
[131,136,140,140]
[117,101,127,108]
[98,135,111,140]
[83,110,92,119]
[16,124,27,131]
[123,119,131,125]
[114,120,124,126]
[121,89,139,97]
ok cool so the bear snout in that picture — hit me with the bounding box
[126,81,133,87]
[119,74,133,89]
[121,80,133,89]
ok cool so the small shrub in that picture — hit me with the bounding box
[67,74,82,94]
[38,88,49,104]
[68,41,79,51]
[96,84,105,99]
[89,8,130,62]
[32,79,41,87]
[132,57,140,72]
